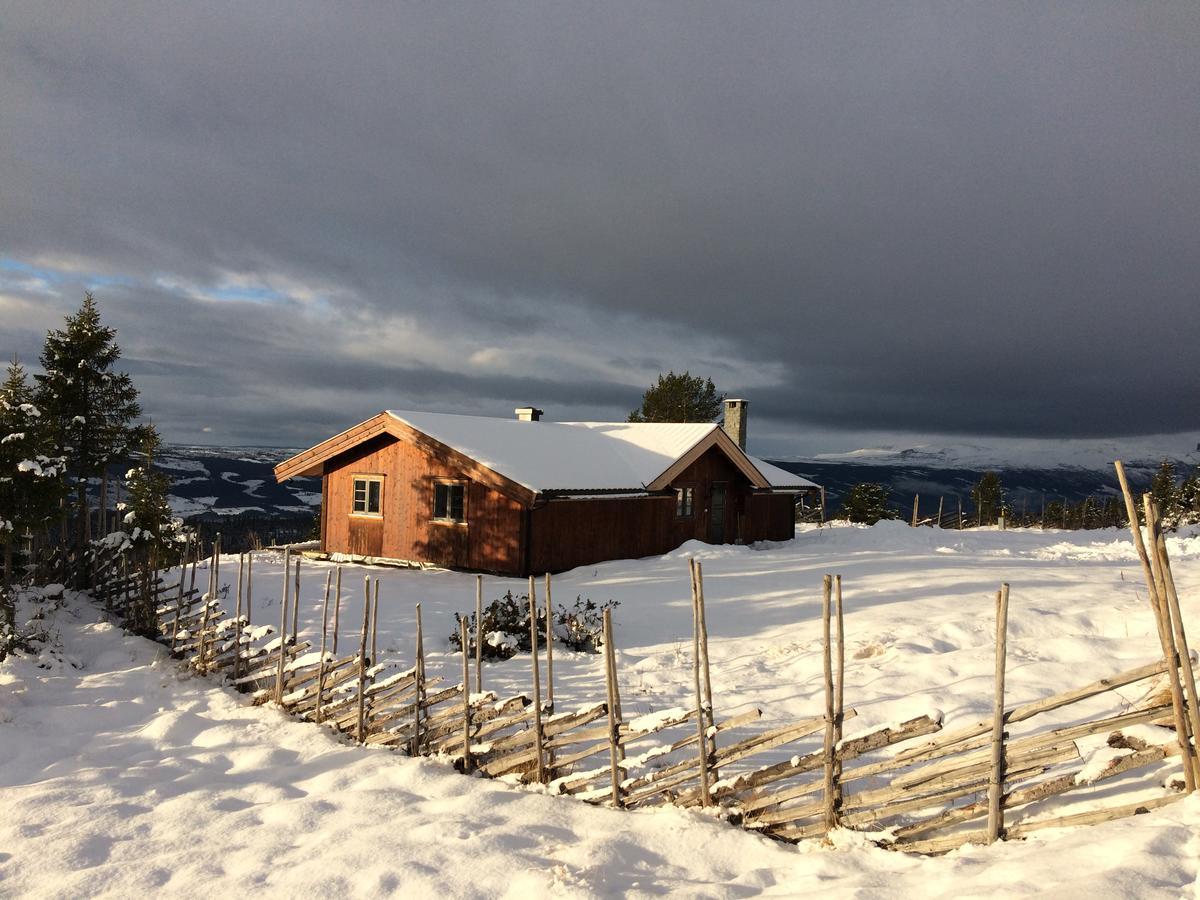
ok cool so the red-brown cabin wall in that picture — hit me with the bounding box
[321,434,525,574]
[527,446,797,574]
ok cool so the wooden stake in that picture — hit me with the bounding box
[171,536,188,652]
[936,496,944,529]
[691,559,712,807]
[317,570,332,724]
[292,558,301,643]
[460,615,472,773]
[603,606,624,807]
[957,496,963,531]
[986,583,1010,843]
[412,602,425,756]
[333,566,343,655]
[822,574,837,831]
[372,578,380,664]
[694,560,717,778]
[245,551,252,622]
[544,572,555,710]
[833,574,845,815]
[276,546,290,703]
[474,574,483,694]
[356,576,371,744]
[1146,496,1200,785]
[911,494,920,527]
[528,576,545,784]
[233,553,244,680]
[1115,460,1195,791]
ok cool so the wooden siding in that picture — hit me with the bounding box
[527,445,796,573]
[323,433,525,574]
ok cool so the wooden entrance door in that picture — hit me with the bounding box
[709,482,727,543]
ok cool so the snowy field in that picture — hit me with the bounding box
[3,523,1199,898]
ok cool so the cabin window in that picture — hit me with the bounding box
[352,476,383,516]
[675,485,695,518]
[433,481,466,523]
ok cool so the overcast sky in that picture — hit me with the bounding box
[1,3,1196,457]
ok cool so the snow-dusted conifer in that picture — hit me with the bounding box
[122,426,179,553]
[1,359,67,589]
[35,293,143,546]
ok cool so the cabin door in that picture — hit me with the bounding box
[709,482,727,543]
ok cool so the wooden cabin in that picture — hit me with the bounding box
[274,401,816,576]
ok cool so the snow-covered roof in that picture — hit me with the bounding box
[386,411,710,492]
[747,455,819,491]
[383,410,816,494]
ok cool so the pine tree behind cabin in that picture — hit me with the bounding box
[35,293,143,549]
[628,371,724,423]
[0,359,67,589]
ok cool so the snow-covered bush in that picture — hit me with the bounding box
[450,591,618,659]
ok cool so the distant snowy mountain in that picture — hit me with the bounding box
[784,434,1200,472]
[154,445,318,521]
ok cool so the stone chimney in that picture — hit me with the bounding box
[514,407,543,422]
[723,399,748,450]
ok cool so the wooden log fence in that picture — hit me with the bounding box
[82,473,1196,856]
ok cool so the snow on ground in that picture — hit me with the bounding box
[2,524,1200,897]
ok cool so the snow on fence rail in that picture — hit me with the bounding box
[80,465,1199,855]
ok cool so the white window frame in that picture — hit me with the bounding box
[351,474,385,517]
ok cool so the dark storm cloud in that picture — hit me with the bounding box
[0,2,1197,448]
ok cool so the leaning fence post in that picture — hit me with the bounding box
[986,582,1011,843]
[544,572,555,712]
[690,559,712,807]
[371,578,380,664]
[1115,462,1195,791]
[1145,496,1200,784]
[832,574,845,816]
[171,537,188,652]
[693,560,717,780]
[233,553,245,680]
[316,570,332,724]
[411,603,425,756]
[474,575,483,695]
[528,576,546,784]
[821,574,837,832]
[332,566,342,656]
[276,546,291,703]
[1150,509,1200,784]
[603,606,624,807]
[356,576,371,744]
[292,558,301,643]
[460,615,472,773]
[245,550,252,622]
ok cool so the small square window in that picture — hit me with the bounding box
[675,486,695,518]
[352,476,383,515]
[434,482,466,523]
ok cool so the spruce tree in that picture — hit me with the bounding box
[972,472,1003,526]
[1178,468,1200,525]
[628,371,724,422]
[35,293,143,546]
[1,359,67,587]
[121,426,178,552]
[121,426,179,635]
[838,483,896,525]
[1149,459,1179,524]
